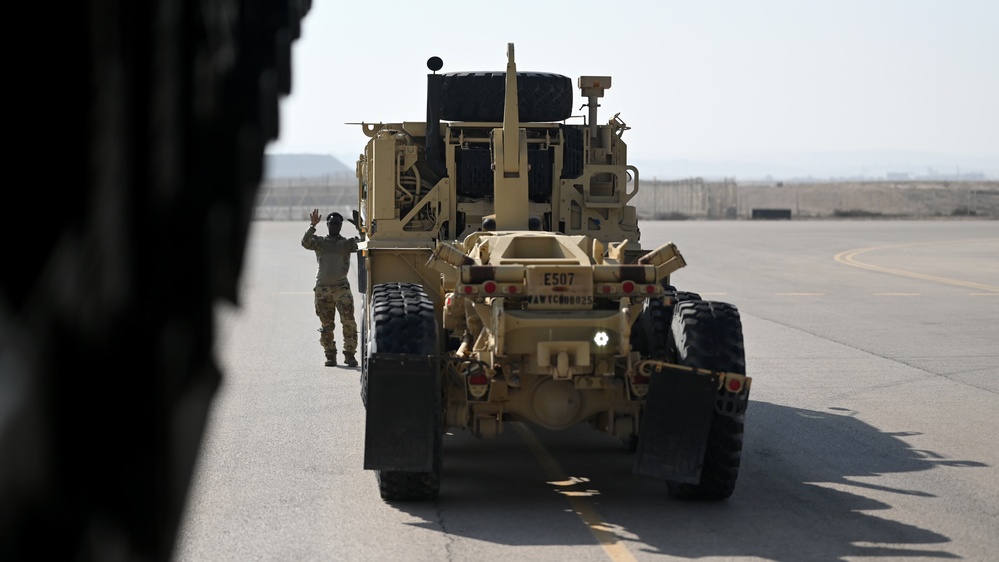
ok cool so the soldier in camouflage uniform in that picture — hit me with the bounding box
[302,209,359,367]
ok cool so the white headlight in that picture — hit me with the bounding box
[593,331,610,346]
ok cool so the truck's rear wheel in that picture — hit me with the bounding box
[666,300,746,500]
[370,283,437,354]
[366,282,442,501]
[635,286,703,360]
[626,288,703,451]
[440,71,573,122]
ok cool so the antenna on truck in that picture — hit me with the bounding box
[425,56,446,178]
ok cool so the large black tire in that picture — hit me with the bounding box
[633,286,702,360]
[365,282,442,501]
[440,71,573,122]
[369,283,438,354]
[626,288,702,451]
[666,300,747,500]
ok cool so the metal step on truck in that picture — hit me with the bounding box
[351,44,750,502]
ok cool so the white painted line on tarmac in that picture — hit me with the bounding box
[775,292,827,296]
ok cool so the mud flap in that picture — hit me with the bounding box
[355,248,367,293]
[363,353,439,472]
[633,369,718,482]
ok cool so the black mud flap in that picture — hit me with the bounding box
[633,369,718,483]
[355,248,367,293]
[363,353,439,472]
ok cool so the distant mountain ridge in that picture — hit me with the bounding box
[264,153,351,179]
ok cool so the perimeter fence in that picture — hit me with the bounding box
[255,174,999,221]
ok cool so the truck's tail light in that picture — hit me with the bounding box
[622,281,635,293]
[467,372,489,398]
[645,284,656,294]
[630,372,650,398]
[484,280,497,294]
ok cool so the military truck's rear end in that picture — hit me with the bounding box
[353,45,750,502]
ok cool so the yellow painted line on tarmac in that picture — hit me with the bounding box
[835,240,999,293]
[513,422,637,562]
[971,293,999,297]
[873,292,922,296]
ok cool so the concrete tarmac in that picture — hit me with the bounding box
[174,219,998,562]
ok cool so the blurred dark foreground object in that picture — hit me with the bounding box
[1,1,312,560]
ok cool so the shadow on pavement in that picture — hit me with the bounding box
[389,401,986,561]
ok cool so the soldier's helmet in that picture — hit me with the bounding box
[326,212,343,226]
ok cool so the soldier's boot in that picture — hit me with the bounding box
[325,352,337,367]
[344,354,358,367]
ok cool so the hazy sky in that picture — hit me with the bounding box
[267,0,998,177]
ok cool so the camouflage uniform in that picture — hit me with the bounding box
[302,224,359,363]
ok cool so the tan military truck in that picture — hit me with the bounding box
[353,45,750,502]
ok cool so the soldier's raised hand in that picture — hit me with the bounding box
[310,208,321,226]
